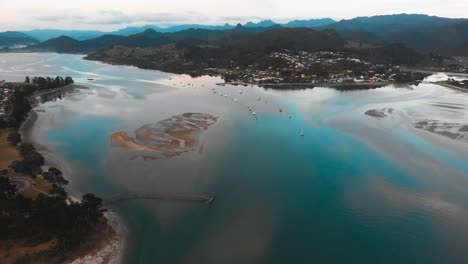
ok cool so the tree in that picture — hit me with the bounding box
[36,77,47,90]
[0,177,17,199]
[25,76,30,83]
[81,193,106,221]
[7,131,22,145]
[64,77,74,85]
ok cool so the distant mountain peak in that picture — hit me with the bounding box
[235,23,244,29]
[244,19,278,28]
[54,35,77,40]
[0,31,39,47]
[284,18,336,28]
[143,28,158,34]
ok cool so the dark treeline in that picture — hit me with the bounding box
[0,75,111,263]
[24,76,74,94]
[1,76,74,128]
[0,178,108,262]
[9,142,44,176]
[5,89,31,128]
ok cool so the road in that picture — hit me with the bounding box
[10,176,52,196]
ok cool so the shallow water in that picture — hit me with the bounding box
[2,53,468,264]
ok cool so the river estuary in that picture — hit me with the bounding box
[1,53,468,263]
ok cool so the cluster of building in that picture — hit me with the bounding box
[222,50,399,85]
[0,80,13,120]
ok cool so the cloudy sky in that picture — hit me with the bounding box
[1,0,467,31]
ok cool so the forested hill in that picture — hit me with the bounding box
[3,14,467,57]
[0,31,39,47]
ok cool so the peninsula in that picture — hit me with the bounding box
[0,77,119,264]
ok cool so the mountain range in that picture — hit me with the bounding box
[1,14,467,56]
[0,31,39,48]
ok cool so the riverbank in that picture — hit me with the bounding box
[220,81,394,90]
[24,86,125,264]
[432,81,468,92]
[21,110,125,264]
[66,211,125,264]
[0,79,123,264]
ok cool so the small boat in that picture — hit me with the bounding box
[257,97,261,101]
[205,194,216,206]
[301,129,304,137]
[252,111,256,116]
[288,115,292,119]
[279,108,283,112]
[234,98,238,102]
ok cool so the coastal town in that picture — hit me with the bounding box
[219,50,429,87]
[0,80,13,126]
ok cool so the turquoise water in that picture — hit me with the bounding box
[2,53,468,263]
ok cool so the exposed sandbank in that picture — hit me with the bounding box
[111,113,219,158]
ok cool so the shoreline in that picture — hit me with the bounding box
[18,85,125,264]
[219,81,394,89]
[67,210,126,264]
[85,56,424,91]
[431,81,468,92]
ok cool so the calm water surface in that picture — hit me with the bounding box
[1,53,468,263]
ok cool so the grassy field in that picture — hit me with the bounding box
[0,129,21,169]
[0,239,57,264]
[19,175,53,199]
[0,129,52,199]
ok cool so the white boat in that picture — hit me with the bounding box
[257,97,260,101]
[234,98,238,102]
[288,115,292,119]
[252,111,256,116]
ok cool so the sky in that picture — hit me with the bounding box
[0,0,467,31]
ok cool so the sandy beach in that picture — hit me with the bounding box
[67,211,126,264]
[19,98,126,264]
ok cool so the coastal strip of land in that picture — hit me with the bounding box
[432,81,468,92]
[220,81,393,89]
[0,77,122,264]
[85,44,432,90]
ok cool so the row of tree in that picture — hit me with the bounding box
[24,76,74,91]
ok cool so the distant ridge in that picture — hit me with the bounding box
[318,14,468,55]
[243,18,336,28]
[22,29,104,42]
[283,18,336,28]
[16,18,337,42]
[0,31,38,47]
[244,20,278,28]
[29,35,79,52]
[3,14,467,56]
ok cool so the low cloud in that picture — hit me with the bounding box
[29,10,229,30]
